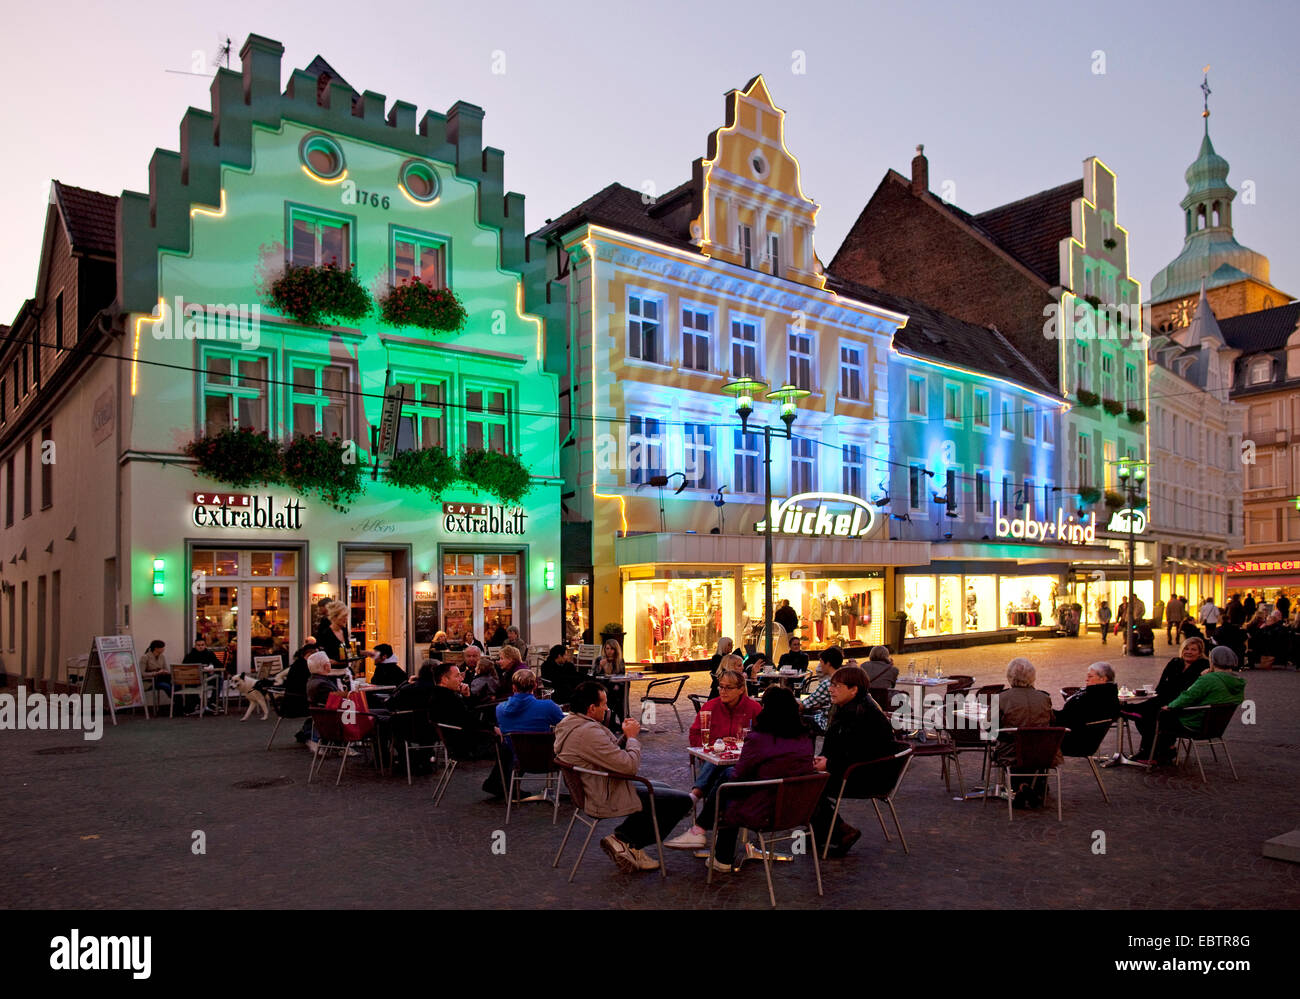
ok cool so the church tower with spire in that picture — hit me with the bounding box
[1149,73,1292,333]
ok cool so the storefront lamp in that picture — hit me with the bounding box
[152,557,165,596]
[544,560,556,590]
[721,378,767,433]
[766,383,811,438]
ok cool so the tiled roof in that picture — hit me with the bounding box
[827,274,1061,398]
[973,179,1082,286]
[1215,301,1300,356]
[53,181,118,257]
[532,181,695,249]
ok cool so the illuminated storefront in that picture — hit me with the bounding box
[1224,555,1300,606]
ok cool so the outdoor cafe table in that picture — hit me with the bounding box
[1101,689,1155,766]
[894,675,960,731]
[583,669,649,718]
[687,743,743,781]
[756,668,808,688]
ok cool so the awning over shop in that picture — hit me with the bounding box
[932,540,1121,564]
[614,532,932,568]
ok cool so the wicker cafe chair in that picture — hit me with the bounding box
[821,742,913,857]
[504,730,560,825]
[1061,717,1114,803]
[708,773,830,908]
[552,761,668,883]
[169,664,207,718]
[640,675,690,732]
[1153,703,1240,783]
[985,726,1068,822]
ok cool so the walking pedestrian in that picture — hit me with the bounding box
[1098,600,1112,643]
[1166,594,1185,646]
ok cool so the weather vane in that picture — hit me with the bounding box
[1201,65,1211,119]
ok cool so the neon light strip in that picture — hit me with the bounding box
[300,165,349,186]
[131,300,165,396]
[893,350,1070,406]
[190,189,227,219]
[585,236,628,534]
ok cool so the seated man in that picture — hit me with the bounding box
[777,636,810,672]
[386,660,438,774]
[431,660,505,796]
[1052,661,1120,756]
[180,636,223,714]
[496,668,564,737]
[798,656,837,733]
[1152,645,1246,763]
[540,645,581,705]
[992,658,1060,809]
[368,644,408,688]
[553,682,693,874]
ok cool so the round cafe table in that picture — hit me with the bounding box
[894,675,959,735]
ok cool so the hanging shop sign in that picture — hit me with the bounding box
[995,504,1096,545]
[191,493,304,530]
[442,502,527,535]
[1106,508,1147,534]
[754,492,877,538]
[1228,558,1300,573]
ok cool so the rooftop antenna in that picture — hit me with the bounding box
[216,37,234,70]
[164,34,234,77]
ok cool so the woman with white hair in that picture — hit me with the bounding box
[992,658,1060,809]
[1052,661,1120,755]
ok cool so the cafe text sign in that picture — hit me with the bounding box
[995,504,1096,545]
[442,502,527,535]
[191,493,304,530]
[754,492,876,538]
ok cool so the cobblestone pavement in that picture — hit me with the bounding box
[3,636,1299,910]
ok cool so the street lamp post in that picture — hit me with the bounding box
[723,378,808,660]
[1116,461,1147,655]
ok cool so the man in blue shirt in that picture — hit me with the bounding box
[496,668,564,735]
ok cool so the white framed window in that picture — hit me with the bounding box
[907,375,926,418]
[1124,363,1137,408]
[788,331,814,391]
[909,462,929,512]
[839,345,864,400]
[202,350,271,435]
[973,389,990,430]
[733,429,760,494]
[289,361,351,439]
[791,436,816,493]
[1022,403,1036,440]
[464,383,510,453]
[1076,342,1091,392]
[681,306,712,373]
[738,224,753,269]
[974,467,990,515]
[628,292,663,364]
[730,316,760,379]
[841,443,865,497]
[629,416,665,486]
[1000,399,1015,436]
[392,231,446,288]
[1043,411,1055,448]
[1247,452,1274,489]
[768,232,781,278]
[1101,353,1114,399]
[1077,432,1091,488]
[943,383,962,425]
[683,422,713,490]
[289,207,351,269]
[1249,358,1271,385]
[392,376,447,452]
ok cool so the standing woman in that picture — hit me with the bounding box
[315,600,351,665]
[1098,600,1112,644]
[1127,636,1209,764]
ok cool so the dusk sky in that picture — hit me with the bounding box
[3,0,1297,322]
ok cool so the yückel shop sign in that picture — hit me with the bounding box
[191,493,304,530]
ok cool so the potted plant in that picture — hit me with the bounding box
[886,611,908,654]
[1126,407,1146,424]
[1102,398,1124,416]
[459,449,532,504]
[598,622,626,648]
[182,426,283,488]
[282,434,366,512]
[1076,389,1101,408]
[1104,490,1126,509]
[267,261,372,327]
[378,279,468,334]
[1078,486,1102,505]
[386,445,459,498]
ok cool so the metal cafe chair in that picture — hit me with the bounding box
[503,731,560,824]
[266,688,310,750]
[307,707,380,786]
[552,761,668,883]
[985,726,1068,822]
[1152,703,1240,783]
[1061,717,1115,803]
[708,773,830,908]
[821,742,914,857]
[389,706,442,786]
[433,723,506,807]
[640,675,690,732]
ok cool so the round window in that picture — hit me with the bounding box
[750,151,768,179]
[299,133,345,180]
[400,160,440,203]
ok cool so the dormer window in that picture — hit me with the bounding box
[1249,358,1271,385]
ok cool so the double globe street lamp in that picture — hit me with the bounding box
[1115,459,1148,655]
[722,378,810,660]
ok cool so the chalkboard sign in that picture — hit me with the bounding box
[413,598,438,644]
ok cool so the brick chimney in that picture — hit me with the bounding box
[911,144,928,196]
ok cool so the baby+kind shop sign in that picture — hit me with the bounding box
[995,504,1096,545]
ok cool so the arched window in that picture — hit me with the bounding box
[1197,205,1207,230]
[1185,208,1192,236]
[1212,201,1221,226]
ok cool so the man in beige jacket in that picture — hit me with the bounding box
[554,682,694,873]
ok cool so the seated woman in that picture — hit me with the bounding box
[540,644,581,705]
[140,640,171,703]
[593,638,628,724]
[1152,645,1246,761]
[497,644,525,685]
[429,631,450,654]
[1127,636,1208,764]
[811,665,898,855]
[668,687,815,865]
[991,657,1060,808]
[864,646,898,689]
[1052,661,1120,756]
[676,669,763,819]
[468,656,501,704]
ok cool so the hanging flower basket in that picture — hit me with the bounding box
[386,446,459,498]
[182,427,283,488]
[1076,389,1101,408]
[378,279,468,334]
[267,262,372,327]
[458,449,531,504]
[1104,490,1127,509]
[1102,398,1124,416]
[1077,487,1102,504]
[282,434,366,512]
[1126,407,1147,424]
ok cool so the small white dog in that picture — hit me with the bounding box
[231,673,270,721]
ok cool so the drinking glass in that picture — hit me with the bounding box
[699,710,712,746]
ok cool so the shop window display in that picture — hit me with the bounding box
[739,569,884,651]
[903,576,937,637]
[937,575,963,634]
[623,573,732,663]
[999,576,1058,628]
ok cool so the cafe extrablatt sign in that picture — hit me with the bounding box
[442,502,527,535]
[191,493,303,530]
